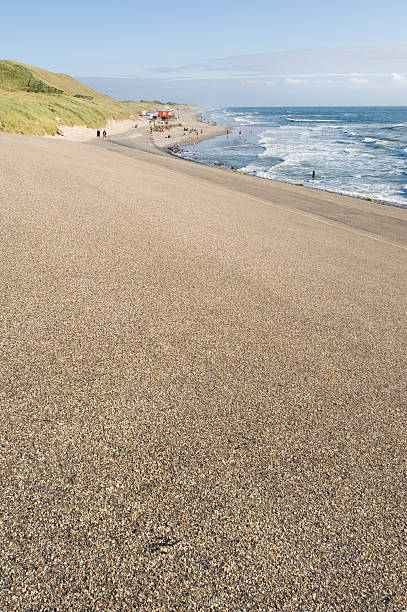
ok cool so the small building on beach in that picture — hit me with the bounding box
[158,111,175,120]
[143,110,159,119]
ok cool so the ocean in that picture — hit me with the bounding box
[180,107,407,209]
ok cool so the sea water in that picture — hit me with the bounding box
[180,107,407,208]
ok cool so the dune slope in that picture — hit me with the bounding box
[0,60,163,135]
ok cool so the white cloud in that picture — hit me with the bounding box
[149,45,407,81]
[350,77,368,84]
[285,77,306,85]
[392,72,407,83]
[314,79,336,85]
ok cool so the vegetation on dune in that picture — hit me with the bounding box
[0,90,162,135]
[0,60,167,135]
[0,61,63,94]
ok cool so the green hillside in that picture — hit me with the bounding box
[0,60,164,135]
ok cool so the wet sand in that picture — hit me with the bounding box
[1,131,406,610]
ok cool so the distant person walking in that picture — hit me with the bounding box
[96,130,100,138]
[102,129,107,140]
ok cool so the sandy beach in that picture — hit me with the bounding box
[1,130,406,610]
[45,109,226,146]
[150,109,229,149]
[46,117,148,142]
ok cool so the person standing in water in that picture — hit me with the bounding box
[312,170,316,180]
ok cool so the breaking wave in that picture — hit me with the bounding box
[179,106,407,208]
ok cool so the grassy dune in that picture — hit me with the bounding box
[0,60,164,135]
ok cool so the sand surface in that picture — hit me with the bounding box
[150,109,228,149]
[1,131,406,610]
[47,118,147,142]
[46,108,224,146]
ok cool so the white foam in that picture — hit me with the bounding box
[241,163,264,173]
[196,107,407,209]
[286,117,339,122]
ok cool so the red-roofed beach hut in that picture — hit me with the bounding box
[158,111,175,119]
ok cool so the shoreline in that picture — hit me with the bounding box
[85,122,407,227]
[166,108,407,211]
[43,108,405,210]
[176,150,407,210]
[150,108,230,150]
[90,128,407,237]
[149,119,407,211]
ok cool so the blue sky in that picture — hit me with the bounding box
[3,0,407,105]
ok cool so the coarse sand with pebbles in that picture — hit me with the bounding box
[0,131,407,611]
